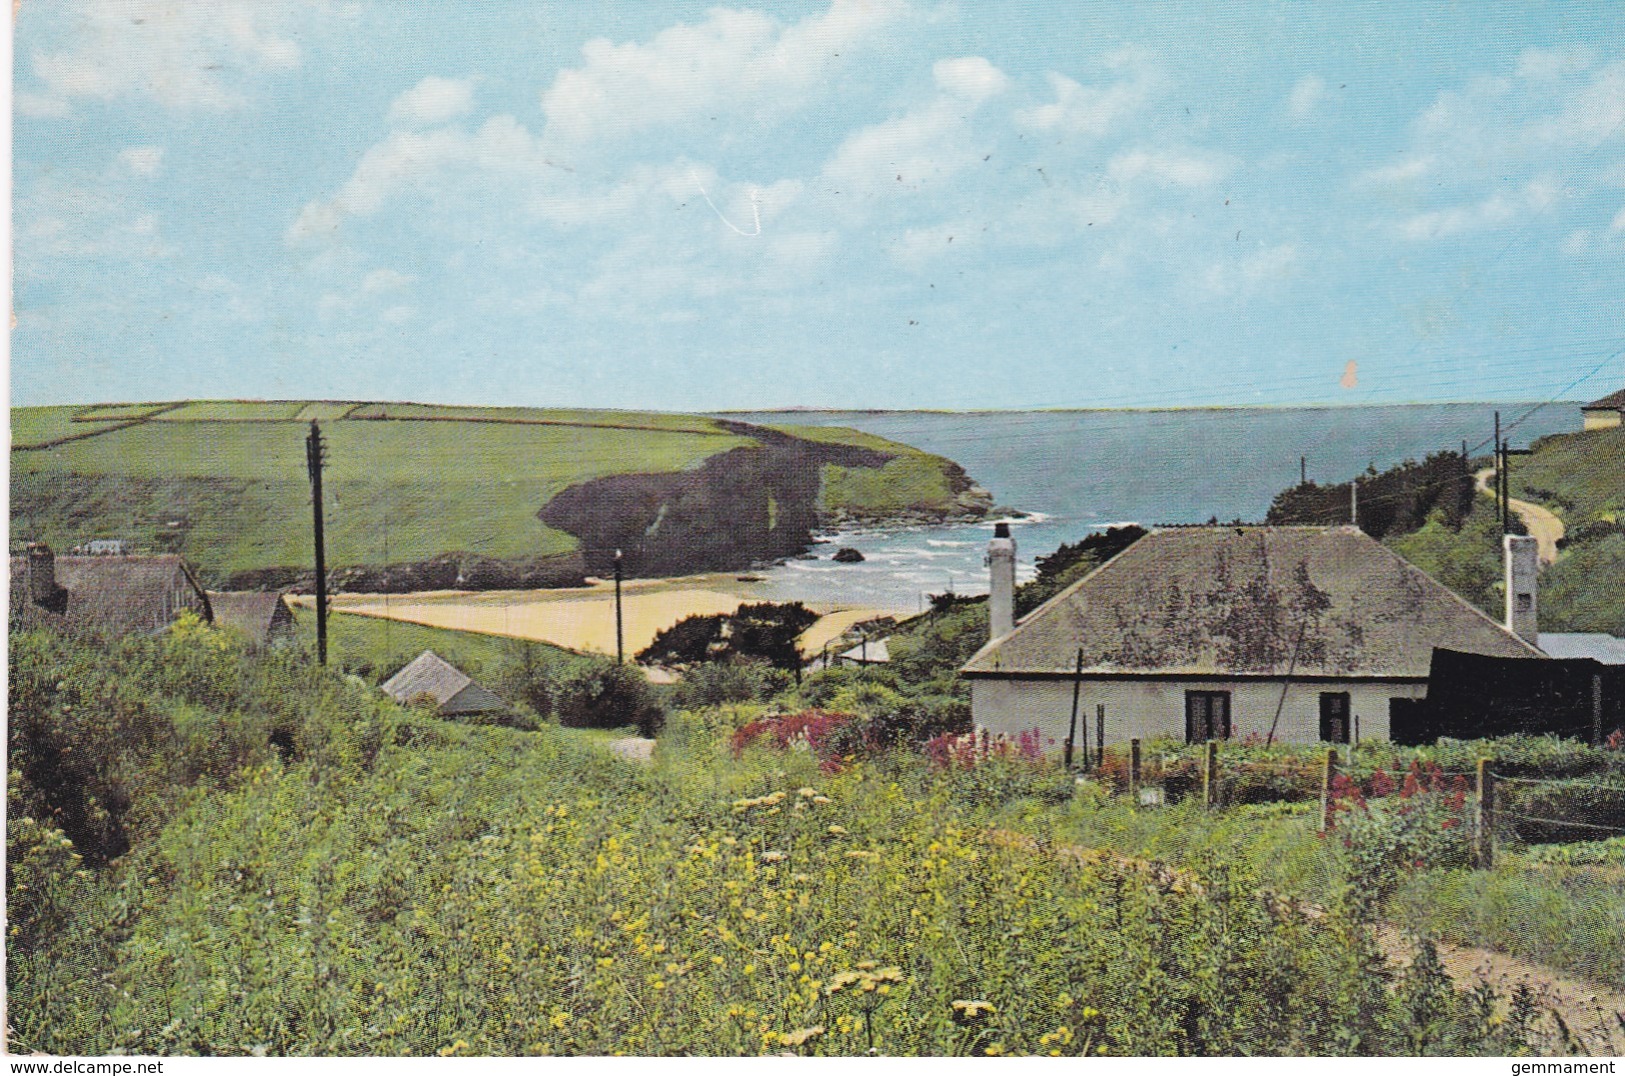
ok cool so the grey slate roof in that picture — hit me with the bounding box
[207,591,295,646]
[1581,388,1625,410]
[1538,633,1625,665]
[962,525,1545,680]
[380,650,507,715]
[10,553,211,638]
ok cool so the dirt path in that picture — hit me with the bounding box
[606,736,655,763]
[1376,926,1625,1053]
[991,828,1624,1051]
[1475,468,1564,565]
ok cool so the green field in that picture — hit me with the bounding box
[301,609,568,685]
[11,401,973,585]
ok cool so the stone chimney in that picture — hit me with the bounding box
[26,542,56,605]
[987,521,1016,641]
[1503,534,1538,644]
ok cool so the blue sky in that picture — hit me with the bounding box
[11,1,1625,410]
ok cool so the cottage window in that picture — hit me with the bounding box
[1184,691,1231,743]
[1319,692,1351,744]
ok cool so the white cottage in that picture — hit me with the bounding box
[961,524,1545,746]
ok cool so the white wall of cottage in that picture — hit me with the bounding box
[969,677,1429,747]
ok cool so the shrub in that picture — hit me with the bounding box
[551,657,665,736]
[672,658,790,710]
[1331,761,1472,917]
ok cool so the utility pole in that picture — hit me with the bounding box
[305,420,329,666]
[1300,456,1307,486]
[1493,411,1501,530]
[1500,439,1510,535]
[613,548,624,664]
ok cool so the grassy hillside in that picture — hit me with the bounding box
[773,423,988,523]
[11,402,980,588]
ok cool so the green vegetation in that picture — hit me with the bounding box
[775,424,979,522]
[299,609,565,686]
[11,624,1588,1056]
[10,406,128,449]
[1258,424,1625,634]
[1385,498,1521,617]
[1267,451,1474,539]
[13,412,749,576]
[1502,425,1625,635]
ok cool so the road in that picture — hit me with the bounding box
[1474,468,1564,565]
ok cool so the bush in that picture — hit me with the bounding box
[672,659,789,710]
[1330,761,1473,918]
[550,657,666,736]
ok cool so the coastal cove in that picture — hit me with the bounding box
[734,404,1582,611]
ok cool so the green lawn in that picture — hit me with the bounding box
[296,609,565,685]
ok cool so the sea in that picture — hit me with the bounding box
[722,404,1582,615]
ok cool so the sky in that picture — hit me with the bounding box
[10,1,1625,411]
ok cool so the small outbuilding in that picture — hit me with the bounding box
[1581,388,1625,431]
[380,650,508,718]
[207,591,297,648]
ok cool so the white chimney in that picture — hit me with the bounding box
[1503,534,1538,644]
[988,522,1016,641]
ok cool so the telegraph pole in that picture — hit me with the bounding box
[306,420,329,665]
[1300,456,1307,486]
[1493,411,1502,530]
[613,548,624,664]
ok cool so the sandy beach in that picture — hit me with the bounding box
[287,573,911,658]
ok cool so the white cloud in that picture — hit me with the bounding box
[1015,54,1159,138]
[288,115,548,241]
[1108,148,1231,188]
[381,305,417,325]
[1287,75,1326,121]
[17,183,173,260]
[1394,185,1555,241]
[1357,155,1435,187]
[362,268,417,294]
[387,77,477,127]
[822,60,1008,198]
[15,93,70,118]
[28,1,304,110]
[1613,206,1625,233]
[932,57,1007,103]
[118,146,165,178]
[1203,242,1300,297]
[539,0,907,145]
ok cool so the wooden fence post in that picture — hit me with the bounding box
[1475,758,1495,870]
[1319,747,1338,834]
[1095,704,1105,770]
[1064,648,1083,770]
[1130,738,1141,802]
[1593,674,1604,747]
[1203,740,1219,808]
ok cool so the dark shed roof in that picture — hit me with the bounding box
[1582,388,1625,410]
[380,650,507,715]
[10,552,212,638]
[963,525,1545,680]
[207,591,296,646]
